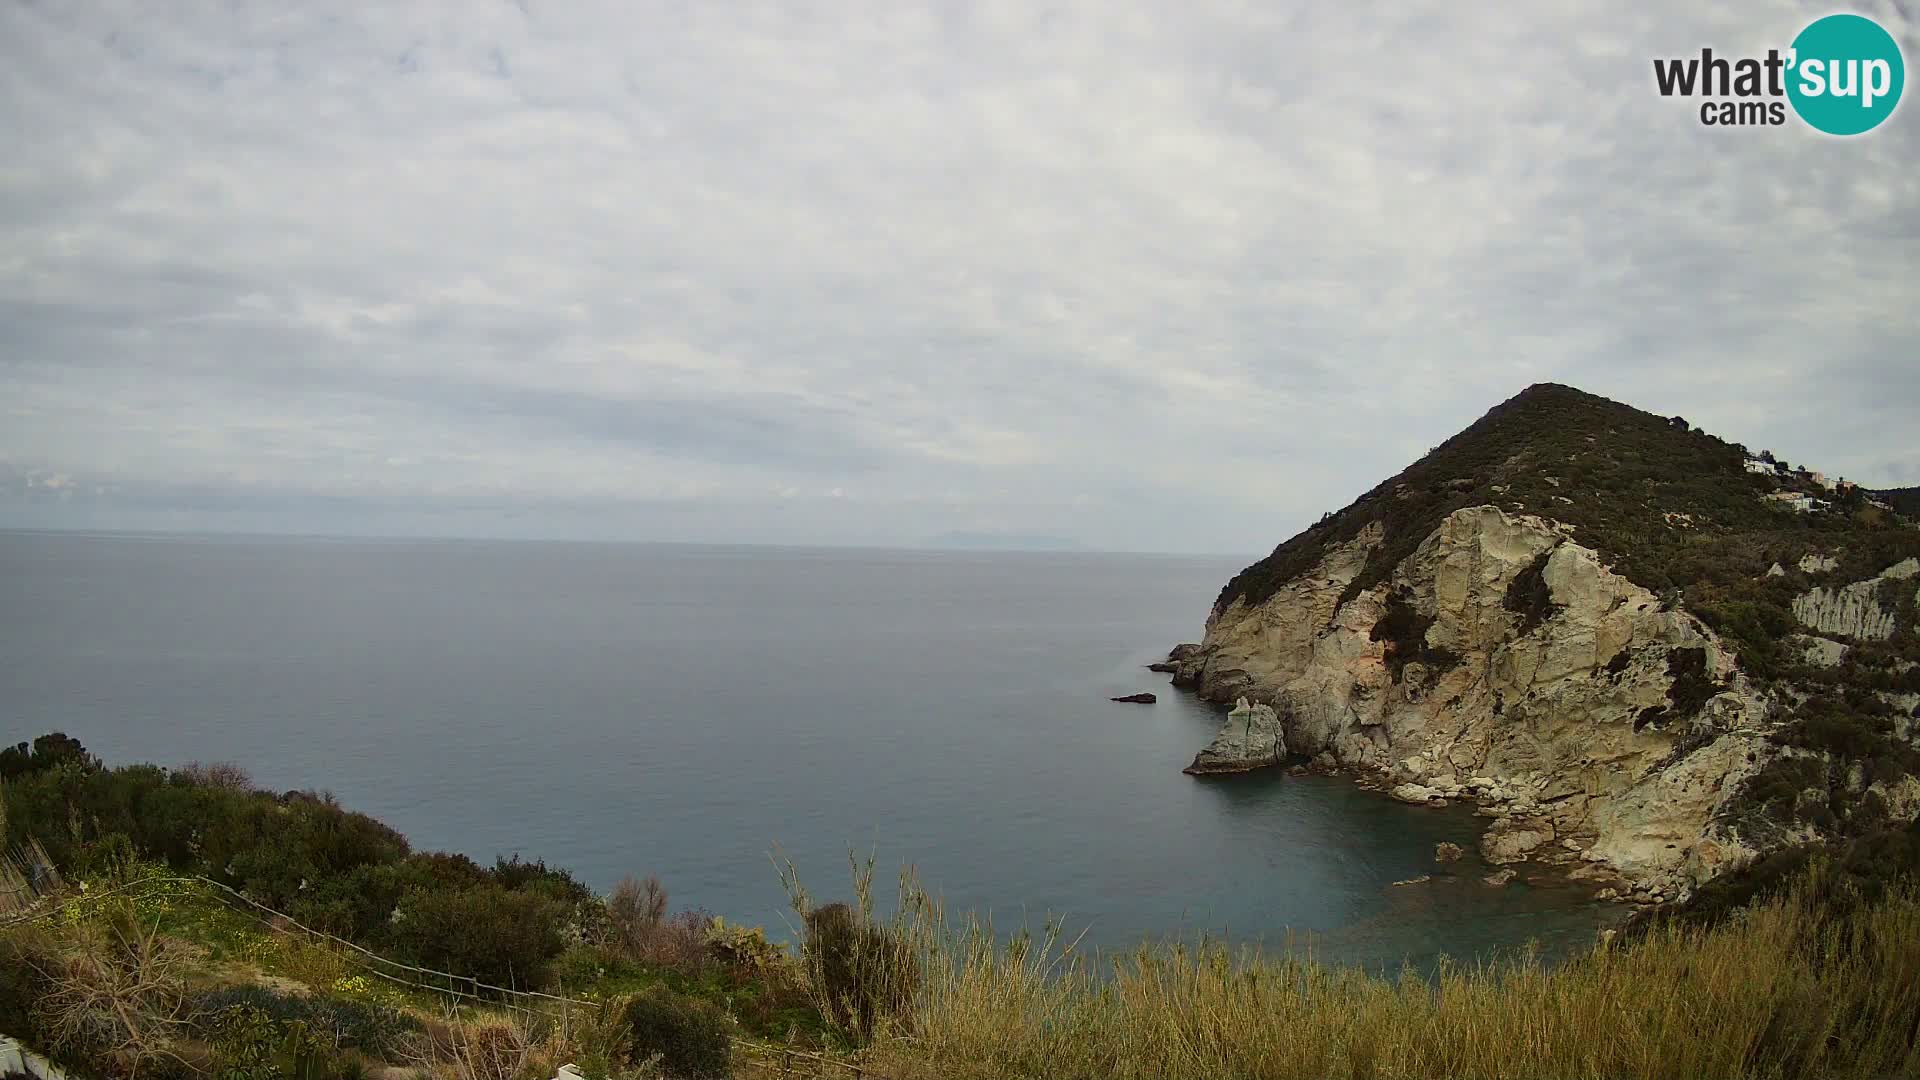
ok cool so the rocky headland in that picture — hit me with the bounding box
[1165,385,1920,904]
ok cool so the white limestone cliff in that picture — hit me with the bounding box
[1790,557,1919,641]
[1169,505,1779,897]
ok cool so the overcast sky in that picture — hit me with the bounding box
[1,1,1915,554]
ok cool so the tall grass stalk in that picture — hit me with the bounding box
[787,857,1920,1080]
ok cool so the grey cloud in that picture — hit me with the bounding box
[0,0,1915,553]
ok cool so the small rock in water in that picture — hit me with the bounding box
[1110,692,1157,704]
[1435,842,1465,862]
[1390,875,1432,887]
[1484,869,1517,887]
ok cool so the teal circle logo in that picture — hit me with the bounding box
[1787,14,1905,135]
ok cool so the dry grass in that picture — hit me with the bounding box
[29,902,194,1076]
[788,863,1920,1080]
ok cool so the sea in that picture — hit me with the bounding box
[0,529,1617,970]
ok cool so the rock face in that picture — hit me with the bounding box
[1183,696,1285,774]
[1790,558,1919,641]
[1799,554,1840,574]
[1795,635,1850,668]
[1171,505,1776,895]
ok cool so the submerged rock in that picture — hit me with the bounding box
[1390,875,1432,887]
[1184,697,1285,775]
[1484,869,1517,887]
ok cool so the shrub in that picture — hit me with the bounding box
[1663,647,1719,718]
[207,1004,283,1080]
[33,904,191,1077]
[0,733,98,780]
[188,985,419,1058]
[1741,755,1830,825]
[617,986,733,1079]
[802,903,917,1042]
[441,1020,534,1080]
[637,910,716,976]
[384,883,568,992]
[607,876,669,956]
[176,760,255,792]
[705,916,784,974]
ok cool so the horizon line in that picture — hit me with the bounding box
[0,523,1262,561]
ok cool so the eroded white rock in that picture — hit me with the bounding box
[1183,696,1286,774]
[1177,505,1773,895]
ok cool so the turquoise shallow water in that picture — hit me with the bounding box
[0,529,1616,969]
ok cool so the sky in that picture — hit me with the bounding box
[1,1,1915,555]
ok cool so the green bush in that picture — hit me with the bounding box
[1,743,591,1002]
[1662,647,1718,717]
[208,1003,282,1080]
[802,902,917,1042]
[0,732,97,779]
[203,1002,346,1080]
[383,883,568,991]
[0,762,409,907]
[617,986,733,1079]
[188,985,419,1058]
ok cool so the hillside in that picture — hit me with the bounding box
[1171,384,1920,900]
[1875,486,1920,518]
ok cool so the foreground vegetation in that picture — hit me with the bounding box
[860,858,1920,1080]
[6,736,1920,1079]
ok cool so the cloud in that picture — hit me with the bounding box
[1,0,1915,552]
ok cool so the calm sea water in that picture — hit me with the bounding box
[0,529,1614,968]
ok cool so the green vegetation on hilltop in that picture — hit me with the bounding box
[1219,384,1910,617]
[1874,486,1920,517]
